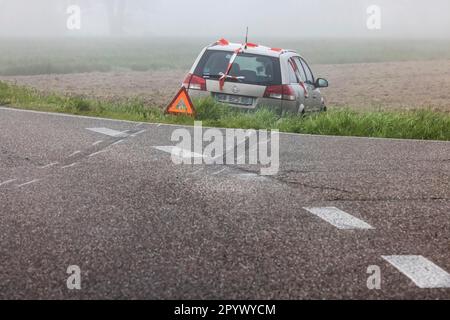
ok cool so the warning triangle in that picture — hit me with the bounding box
[165,87,196,116]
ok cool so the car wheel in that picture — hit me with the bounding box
[298,104,306,116]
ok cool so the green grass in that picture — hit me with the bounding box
[1,81,450,141]
[1,37,450,76]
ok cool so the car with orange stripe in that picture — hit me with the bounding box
[183,39,329,114]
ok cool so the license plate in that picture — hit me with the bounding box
[215,93,254,106]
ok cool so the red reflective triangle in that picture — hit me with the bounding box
[165,87,196,116]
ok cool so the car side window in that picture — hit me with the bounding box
[292,57,307,82]
[287,59,299,84]
[299,58,314,84]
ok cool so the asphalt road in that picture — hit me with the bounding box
[0,106,449,299]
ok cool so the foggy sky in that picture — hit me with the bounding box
[0,0,449,39]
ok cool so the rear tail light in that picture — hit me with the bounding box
[182,73,206,91]
[264,85,296,101]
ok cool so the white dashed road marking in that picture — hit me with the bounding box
[382,255,450,288]
[89,150,107,157]
[131,130,146,137]
[92,140,103,146]
[111,139,125,146]
[87,128,129,138]
[40,162,58,169]
[303,207,374,230]
[17,179,41,188]
[0,179,16,187]
[69,151,81,157]
[153,146,204,159]
[61,163,78,169]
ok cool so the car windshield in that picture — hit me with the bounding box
[194,50,281,86]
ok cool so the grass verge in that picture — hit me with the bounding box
[1,81,450,141]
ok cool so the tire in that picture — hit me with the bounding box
[298,104,306,116]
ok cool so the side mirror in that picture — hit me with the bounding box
[315,78,329,88]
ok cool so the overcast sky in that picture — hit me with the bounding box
[0,0,449,38]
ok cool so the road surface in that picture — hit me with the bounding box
[0,106,449,299]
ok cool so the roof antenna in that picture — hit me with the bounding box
[245,27,249,49]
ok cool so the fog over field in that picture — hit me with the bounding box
[0,0,449,39]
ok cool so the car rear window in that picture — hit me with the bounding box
[194,50,281,86]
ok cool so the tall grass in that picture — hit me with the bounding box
[1,81,449,141]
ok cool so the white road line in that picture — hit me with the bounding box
[86,127,129,138]
[69,151,81,157]
[0,179,16,187]
[88,150,107,157]
[92,140,103,146]
[17,179,41,188]
[303,207,374,230]
[212,168,227,175]
[61,163,77,169]
[382,255,450,288]
[111,139,125,146]
[40,162,58,169]
[235,173,267,180]
[131,129,146,137]
[153,146,204,159]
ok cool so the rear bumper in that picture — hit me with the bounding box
[187,89,210,100]
[187,89,294,113]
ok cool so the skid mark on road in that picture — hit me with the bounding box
[190,168,204,175]
[383,255,450,288]
[303,207,374,230]
[212,168,227,175]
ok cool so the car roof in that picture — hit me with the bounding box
[207,39,297,58]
